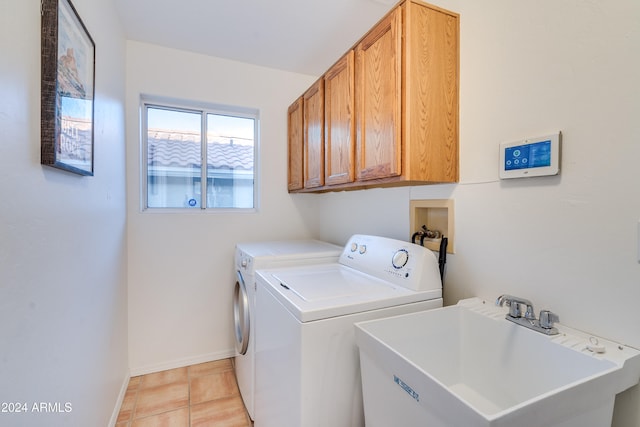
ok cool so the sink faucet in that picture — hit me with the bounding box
[496,294,560,335]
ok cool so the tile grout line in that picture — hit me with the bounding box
[187,364,192,427]
[127,377,142,427]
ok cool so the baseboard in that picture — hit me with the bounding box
[130,348,236,377]
[108,371,131,427]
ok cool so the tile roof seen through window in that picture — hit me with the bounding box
[148,130,254,170]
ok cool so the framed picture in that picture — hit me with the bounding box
[41,0,95,176]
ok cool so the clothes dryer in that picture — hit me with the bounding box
[233,239,341,420]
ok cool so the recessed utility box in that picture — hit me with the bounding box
[410,199,454,253]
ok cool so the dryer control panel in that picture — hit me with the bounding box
[339,235,441,292]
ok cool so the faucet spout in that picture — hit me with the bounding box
[495,294,509,307]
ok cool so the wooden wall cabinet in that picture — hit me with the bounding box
[287,97,304,191]
[402,2,459,184]
[355,8,403,182]
[324,51,355,186]
[302,78,325,188]
[288,0,459,193]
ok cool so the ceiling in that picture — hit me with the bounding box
[113,0,396,76]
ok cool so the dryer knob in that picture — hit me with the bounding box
[350,242,358,252]
[359,245,367,254]
[392,249,409,269]
[241,258,248,268]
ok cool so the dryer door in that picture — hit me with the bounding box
[234,271,250,355]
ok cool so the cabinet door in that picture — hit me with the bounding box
[324,51,355,186]
[287,97,304,191]
[303,78,324,188]
[355,8,402,181]
[405,3,459,183]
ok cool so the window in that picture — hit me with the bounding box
[142,98,258,210]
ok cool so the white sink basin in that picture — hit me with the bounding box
[355,298,640,427]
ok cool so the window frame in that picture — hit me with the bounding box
[140,95,260,213]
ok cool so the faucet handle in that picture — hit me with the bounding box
[508,300,522,318]
[496,296,522,317]
[496,294,534,319]
[539,310,559,329]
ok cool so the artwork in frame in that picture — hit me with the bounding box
[41,0,95,176]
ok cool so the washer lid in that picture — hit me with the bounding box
[260,264,441,322]
[275,268,395,302]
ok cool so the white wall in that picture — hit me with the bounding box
[125,41,322,373]
[121,0,640,423]
[314,0,640,425]
[4,0,636,423]
[0,0,128,426]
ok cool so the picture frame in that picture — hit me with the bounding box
[41,0,95,176]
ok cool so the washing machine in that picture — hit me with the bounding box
[233,239,341,420]
[254,234,443,427]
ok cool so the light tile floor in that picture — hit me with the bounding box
[116,358,252,427]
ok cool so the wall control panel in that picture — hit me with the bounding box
[499,132,561,179]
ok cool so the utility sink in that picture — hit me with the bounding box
[355,298,640,427]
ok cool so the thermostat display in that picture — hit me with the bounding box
[500,132,561,179]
